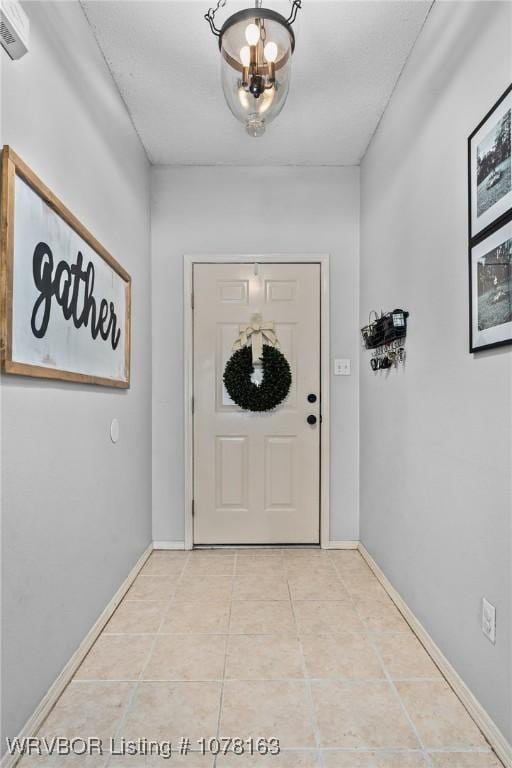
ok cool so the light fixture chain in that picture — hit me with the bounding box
[286,0,302,25]
[204,0,227,36]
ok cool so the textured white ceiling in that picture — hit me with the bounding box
[81,0,431,165]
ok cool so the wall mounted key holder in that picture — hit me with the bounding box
[361,309,409,371]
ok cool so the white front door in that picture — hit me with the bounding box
[193,262,321,544]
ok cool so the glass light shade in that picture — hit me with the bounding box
[219,9,294,137]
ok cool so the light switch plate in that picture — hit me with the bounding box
[334,358,351,376]
[482,598,496,644]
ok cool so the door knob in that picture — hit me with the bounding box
[307,414,317,425]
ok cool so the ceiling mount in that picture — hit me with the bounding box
[205,0,302,137]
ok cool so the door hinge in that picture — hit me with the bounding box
[191,291,194,309]
[192,499,195,517]
[191,395,195,413]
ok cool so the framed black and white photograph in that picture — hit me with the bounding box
[1,146,131,388]
[469,217,512,352]
[469,84,512,241]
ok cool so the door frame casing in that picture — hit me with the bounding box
[183,253,330,550]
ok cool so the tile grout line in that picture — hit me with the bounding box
[103,550,192,768]
[287,579,324,768]
[212,550,237,768]
[71,675,445,684]
[366,627,434,768]
[330,551,435,767]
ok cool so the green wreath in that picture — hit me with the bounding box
[223,344,292,412]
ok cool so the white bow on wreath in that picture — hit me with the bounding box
[233,314,280,363]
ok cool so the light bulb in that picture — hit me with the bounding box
[239,46,251,67]
[264,41,278,63]
[245,23,260,45]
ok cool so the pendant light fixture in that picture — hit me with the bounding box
[205,0,301,137]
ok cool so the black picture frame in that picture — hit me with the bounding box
[468,84,512,353]
[468,83,512,244]
[469,217,512,353]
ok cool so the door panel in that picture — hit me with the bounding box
[217,280,249,304]
[264,436,297,511]
[215,436,249,511]
[193,262,320,544]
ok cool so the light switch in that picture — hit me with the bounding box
[334,358,351,376]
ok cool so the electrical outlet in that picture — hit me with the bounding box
[334,358,351,376]
[482,598,496,644]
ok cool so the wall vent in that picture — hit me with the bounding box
[0,21,16,45]
[0,0,29,60]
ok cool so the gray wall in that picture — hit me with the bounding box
[0,2,152,748]
[360,1,512,743]
[151,165,360,544]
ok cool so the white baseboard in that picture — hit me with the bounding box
[1,543,153,768]
[358,543,512,768]
[152,541,360,551]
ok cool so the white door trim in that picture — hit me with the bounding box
[183,253,330,550]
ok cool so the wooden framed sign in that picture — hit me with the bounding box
[0,146,131,388]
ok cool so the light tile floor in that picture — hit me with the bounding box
[19,549,503,768]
